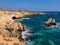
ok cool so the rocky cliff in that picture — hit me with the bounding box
[0,9,46,18]
[0,9,46,45]
[0,10,25,45]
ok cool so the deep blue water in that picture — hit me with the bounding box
[20,12,60,45]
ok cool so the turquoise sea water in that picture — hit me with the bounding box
[20,12,60,45]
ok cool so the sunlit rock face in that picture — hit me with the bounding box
[0,13,25,45]
[0,20,25,45]
[0,9,46,18]
[45,18,56,27]
[0,15,25,38]
[0,9,46,45]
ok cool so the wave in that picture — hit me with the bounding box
[54,23,60,29]
[13,17,30,22]
[21,18,30,20]
[46,23,60,30]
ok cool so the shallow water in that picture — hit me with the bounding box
[19,12,60,45]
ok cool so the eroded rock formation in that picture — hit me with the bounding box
[45,18,56,27]
[0,9,46,45]
[0,14,25,45]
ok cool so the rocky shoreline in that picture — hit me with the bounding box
[0,9,46,17]
[0,15,25,45]
[0,9,46,45]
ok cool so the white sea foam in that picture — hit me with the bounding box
[45,23,60,30]
[13,17,30,22]
[54,23,60,29]
[21,18,30,20]
[22,25,32,39]
[49,23,60,30]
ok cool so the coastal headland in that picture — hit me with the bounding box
[0,9,46,17]
[0,9,46,45]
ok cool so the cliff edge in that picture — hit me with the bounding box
[0,9,46,45]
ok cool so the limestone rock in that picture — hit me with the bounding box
[45,18,56,27]
[0,14,25,45]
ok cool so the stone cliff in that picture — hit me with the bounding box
[0,15,25,45]
[0,9,46,18]
[0,9,46,45]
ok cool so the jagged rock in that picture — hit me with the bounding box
[0,9,46,45]
[6,21,25,41]
[0,35,24,45]
[0,16,24,45]
[45,18,56,27]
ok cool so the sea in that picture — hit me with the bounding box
[17,12,60,45]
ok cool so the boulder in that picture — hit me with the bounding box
[45,18,56,27]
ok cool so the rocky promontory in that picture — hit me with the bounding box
[0,9,46,18]
[0,9,46,45]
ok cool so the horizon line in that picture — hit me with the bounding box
[0,8,60,12]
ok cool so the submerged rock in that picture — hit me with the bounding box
[45,18,56,27]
